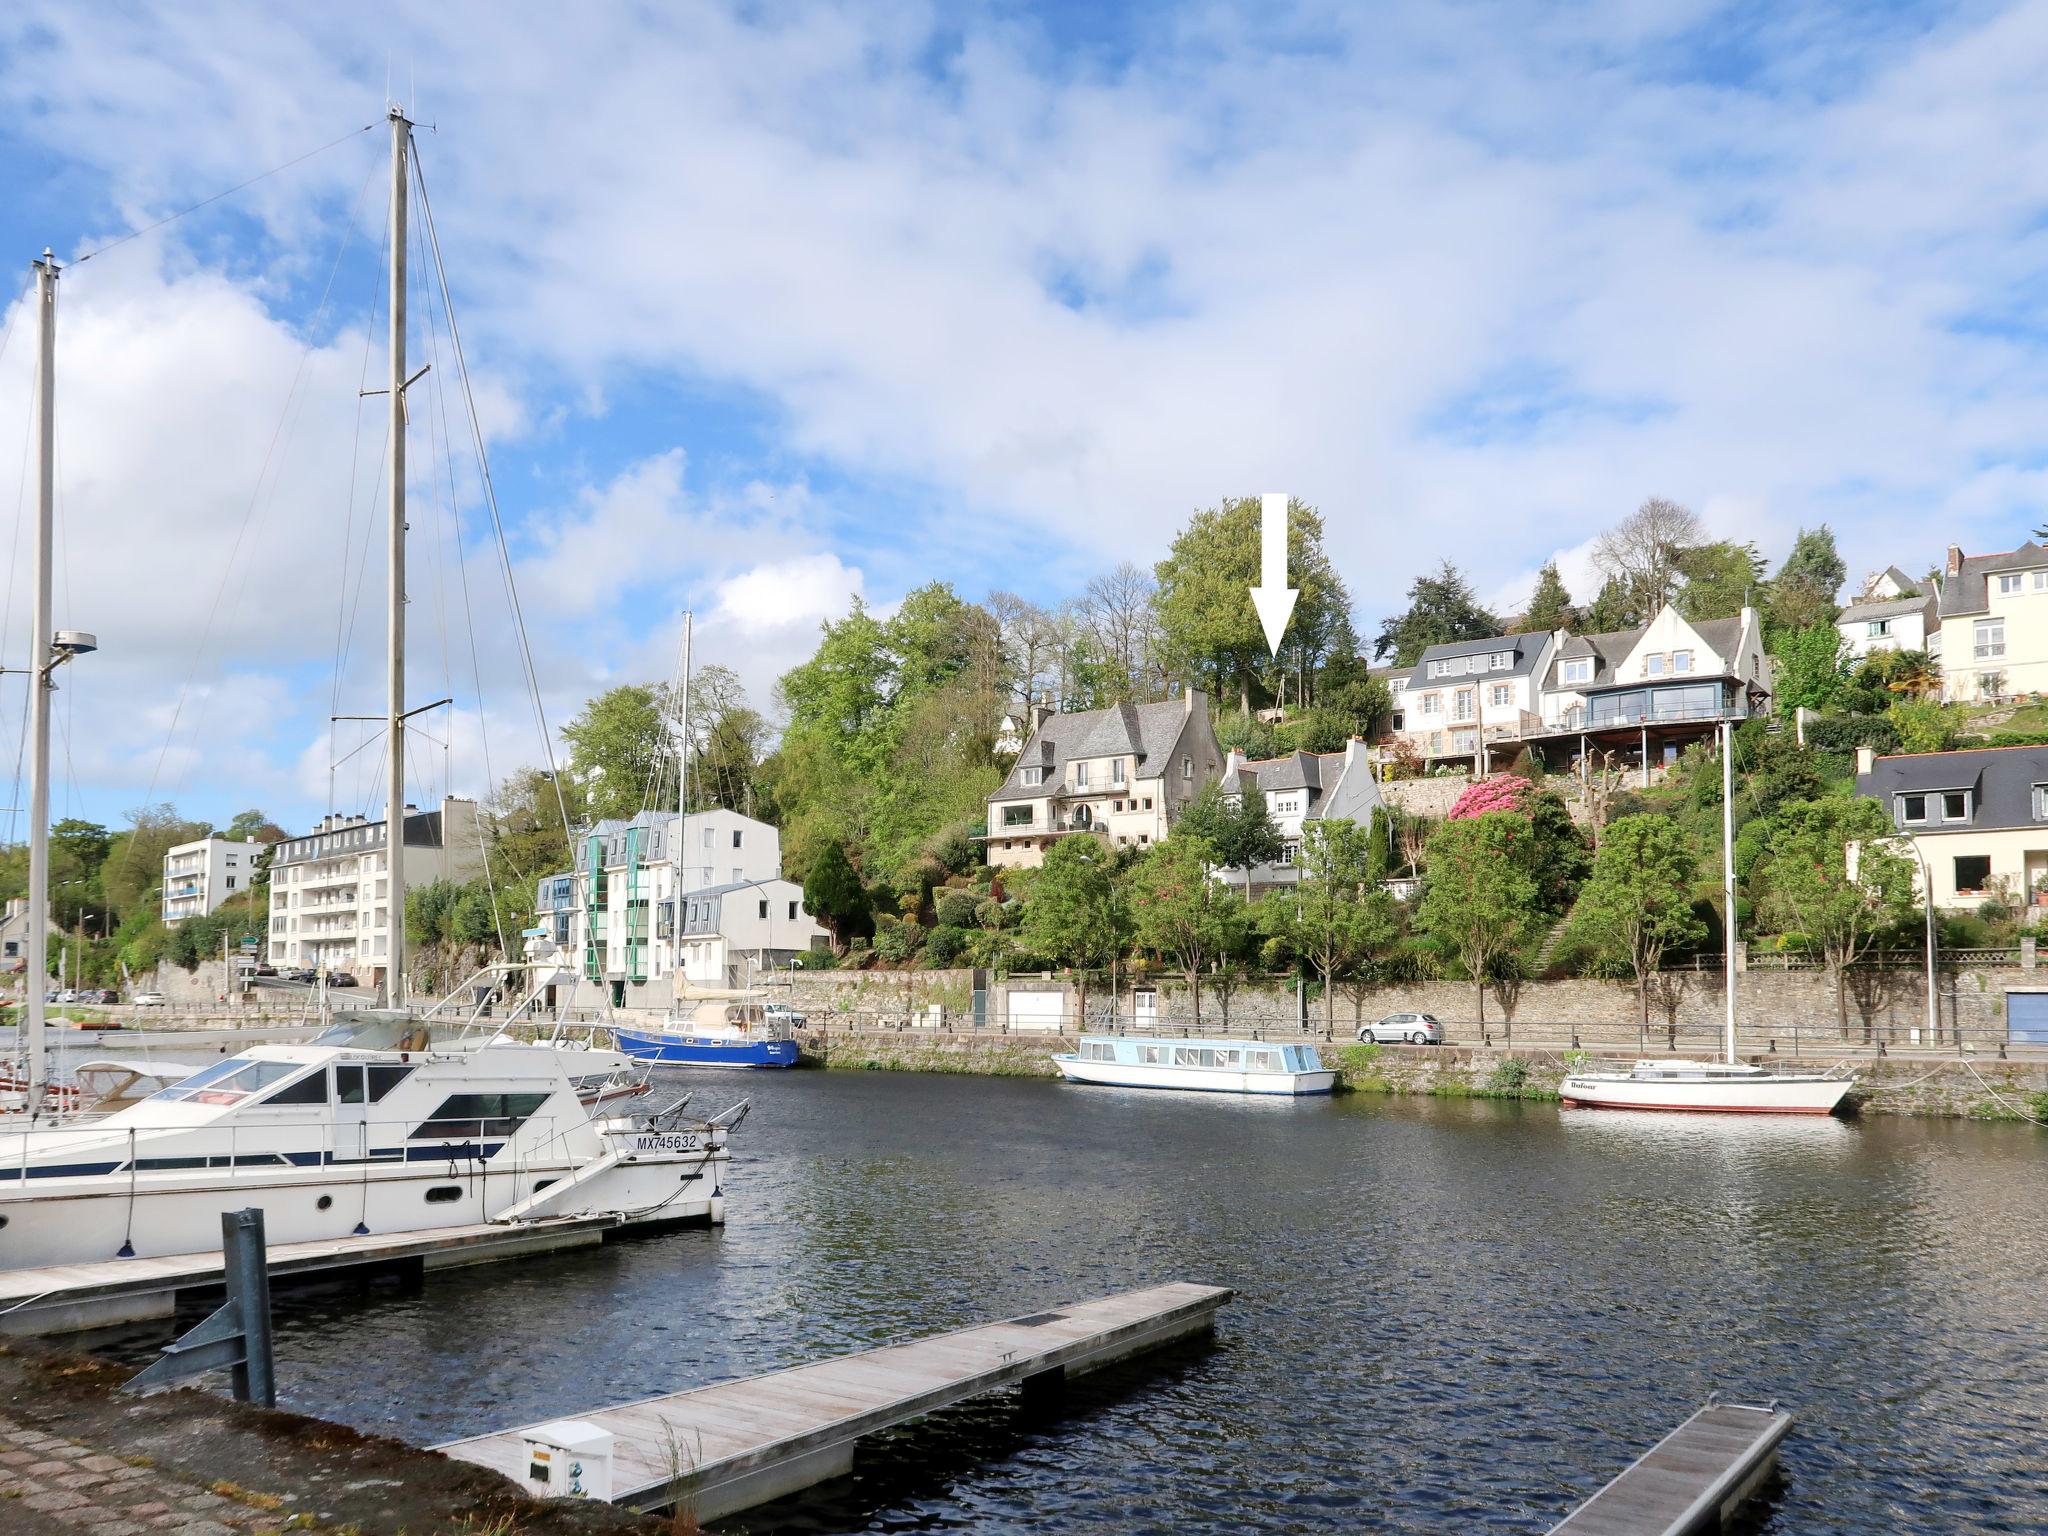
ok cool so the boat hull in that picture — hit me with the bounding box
[1559,1073,1853,1115]
[1054,1056,1336,1096]
[614,1030,799,1068]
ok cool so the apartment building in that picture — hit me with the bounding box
[1394,631,1556,763]
[160,837,267,925]
[1936,541,2048,702]
[1217,738,1386,892]
[982,688,1224,869]
[265,796,485,992]
[533,808,824,1008]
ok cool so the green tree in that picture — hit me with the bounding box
[50,818,111,873]
[1152,496,1355,713]
[1754,798,1916,1037]
[1771,525,1847,632]
[1018,837,1127,1025]
[802,840,868,952]
[1373,561,1502,666]
[1581,576,1636,633]
[1288,819,1396,1035]
[1418,812,1539,1027]
[1675,540,1768,623]
[1315,652,1395,740]
[1885,698,1957,755]
[1591,497,1704,624]
[561,684,672,822]
[1563,815,1705,1041]
[1128,837,1242,1028]
[1175,782,1283,891]
[405,878,463,947]
[1770,621,1851,715]
[1515,561,1577,633]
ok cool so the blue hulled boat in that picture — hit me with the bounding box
[614,996,800,1069]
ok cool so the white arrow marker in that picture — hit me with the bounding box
[1249,491,1298,656]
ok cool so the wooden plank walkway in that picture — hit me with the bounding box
[1551,1402,1792,1535]
[439,1281,1232,1518]
[0,1215,621,1336]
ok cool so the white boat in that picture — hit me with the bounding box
[0,1010,736,1268]
[1557,1058,1854,1115]
[1053,1036,1336,1095]
[1559,720,1857,1117]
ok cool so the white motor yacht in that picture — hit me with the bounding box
[1054,1036,1336,1095]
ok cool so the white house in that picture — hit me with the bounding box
[1857,743,2048,911]
[1540,604,1769,731]
[1837,564,1937,662]
[1217,738,1386,892]
[675,879,826,987]
[0,897,59,980]
[1935,541,2048,702]
[1394,631,1556,763]
[161,836,268,925]
[535,808,825,1009]
[265,797,486,993]
[982,688,1224,869]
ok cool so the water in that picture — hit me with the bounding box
[94,1070,2048,1532]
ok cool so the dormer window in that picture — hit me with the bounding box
[1999,573,2023,595]
[1020,766,1045,787]
[2033,784,2048,821]
[1490,651,1511,670]
[1560,658,1592,685]
[1942,790,1971,822]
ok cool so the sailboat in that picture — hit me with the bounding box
[1558,719,1857,1116]
[0,109,744,1268]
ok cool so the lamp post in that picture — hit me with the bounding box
[1905,836,1940,1048]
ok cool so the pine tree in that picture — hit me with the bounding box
[1516,561,1577,632]
[1372,561,1503,664]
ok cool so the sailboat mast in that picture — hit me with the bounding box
[23,253,57,1116]
[1721,717,1737,1065]
[674,611,693,991]
[385,107,410,1008]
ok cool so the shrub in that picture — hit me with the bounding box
[872,917,923,964]
[1446,774,1533,819]
[934,890,979,929]
[1486,1057,1531,1094]
[1801,714,1900,755]
[925,925,967,966]
[795,946,838,972]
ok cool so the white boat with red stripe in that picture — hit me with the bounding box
[1557,1058,1853,1115]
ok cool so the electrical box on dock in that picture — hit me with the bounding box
[523,1419,613,1501]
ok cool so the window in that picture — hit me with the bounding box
[1074,761,1090,789]
[225,876,236,890]
[732,829,743,849]
[1490,651,1511,670]
[1646,653,1665,677]
[1020,766,1044,786]
[703,827,714,847]
[1998,573,2023,595]
[1181,756,1192,779]
[412,1091,550,1140]
[732,868,743,883]
[1672,650,1693,674]
[1420,692,1442,716]
[1561,658,1592,685]
[264,1069,330,1106]
[425,1186,463,1204]
[1955,855,1992,895]
[2033,784,2048,821]
[788,901,799,920]
[1142,797,1153,810]
[1489,684,1512,707]
[1868,619,1891,637]
[1112,758,1126,786]
[1277,840,1299,867]
[758,899,769,919]
[1452,690,1473,722]
[1942,790,1971,822]
[1898,793,1928,825]
[1003,805,1032,827]
[1975,619,2006,660]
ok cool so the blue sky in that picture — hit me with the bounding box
[1,0,2046,838]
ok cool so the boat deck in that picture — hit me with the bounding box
[1550,1402,1792,1535]
[0,1215,622,1336]
[440,1281,1232,1518]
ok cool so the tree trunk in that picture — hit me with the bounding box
[1076,970,1088,1036]
[1834,954,1849,1039]
[1639,971,1650,1051]
[1475,967,1486,1027]
[1187,969,1201,1029]
[1324,967,1337,1039]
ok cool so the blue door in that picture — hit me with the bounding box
[2006,991,2048,1046]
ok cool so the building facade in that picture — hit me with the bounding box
[1836,591,1938,662]
[1936,541,2048,703]
[675,878,824,987]
[264,796,486,992]
[0,897,59,980]
[1395,632,1555,763]
[983,688,1224,869]
[161,837,267,925]
[1217,738,1386,892]
[1857,744,2048,911]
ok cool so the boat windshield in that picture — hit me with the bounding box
[311,1014,447,1052]
[149,1057,305,1106]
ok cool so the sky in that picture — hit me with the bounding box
[1,0,2046,838]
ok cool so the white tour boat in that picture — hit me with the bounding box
[1053,1036,1336,1095]
[1559,720,1857,1117]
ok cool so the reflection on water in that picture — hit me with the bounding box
[84,1072,2048,1532]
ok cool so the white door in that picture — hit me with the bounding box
[1007,990,1066,1034]
[1134,989,1159,1030]
[335,1061,371,1160]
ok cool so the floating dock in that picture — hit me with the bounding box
[440,1281,1232,1519]
[0,1215,624,1336]
[1550,1401,1792,1535]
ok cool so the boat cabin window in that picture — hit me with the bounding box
[1173,1046,1201,1067]
[1079,1040,1115,1061]
[1249,1050,1278,1072]
[335,1063,417,1105]
[153,1057,302,1105]
[1213,1049,1241,1068]
[411,1092,551,1139]
[264,1069,331,1106]
[1138,1044,1167,1064]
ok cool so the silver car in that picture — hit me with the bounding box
[1359,1011,1444,1045]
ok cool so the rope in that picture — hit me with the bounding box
[1963,1060,2048,1125]
[73,124,378,265]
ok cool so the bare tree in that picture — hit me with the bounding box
[987,592,1062,713]
[1592,497,1704,622]
[1078,561,1159,703]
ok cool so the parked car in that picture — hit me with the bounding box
[253,963,278,978]
[327,972,358,989]
[286,967,317,984]
[1359,1012,1444,1045]
[764,1002,807,1028]
[131,992,167,1007]
[90,988,119,1005]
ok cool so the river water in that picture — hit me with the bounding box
[97,1069,2048,1532]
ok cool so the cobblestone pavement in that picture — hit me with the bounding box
[0,1409,303,1535]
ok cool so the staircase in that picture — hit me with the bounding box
[1529,914,1573,977]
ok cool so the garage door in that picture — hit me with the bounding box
[1006,990,1067,1034]
[2007,991,2048,1046]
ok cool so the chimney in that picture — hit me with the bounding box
[1032,703,1053,732]
[1947,544,1964,578]
[1184,685,1202,718]
[1855,745,1876,776]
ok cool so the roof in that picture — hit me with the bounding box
[1857,745,2048,833]
[1404,631,1550,688]
[989,696,1197,802]
[1938,541,2047,619]
[1221,750,1326,795]
[1838,594,1934,624]
[1219,744,1384,838]
[1544,613,1748,692]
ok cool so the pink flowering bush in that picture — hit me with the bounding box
[1446,773,1533,820]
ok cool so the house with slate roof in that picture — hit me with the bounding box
[1935,541,2048,703]
[1393,630,1557,766]
[1856,743,2048,911]
[1837,587,1938,662]
[1217,740,1386,893]
[982,689,1223,869]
